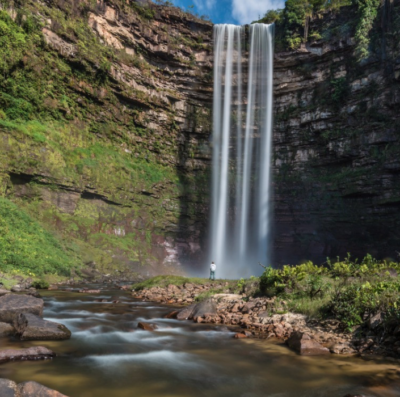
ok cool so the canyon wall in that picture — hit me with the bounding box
[273,2,400,265]
[1,0,399,275]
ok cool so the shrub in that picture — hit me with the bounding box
[32,280,50,289]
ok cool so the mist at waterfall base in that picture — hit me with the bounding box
[208,23,274,279]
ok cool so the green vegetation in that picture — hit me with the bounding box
[0,197,80,276]
[133,275,231,291]
[257,0,379,59]
[260,254,400,330]
[354,0,381,61]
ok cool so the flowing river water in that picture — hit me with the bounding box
[1,286,400,397]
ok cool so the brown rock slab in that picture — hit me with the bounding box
[0,378,18,397]
[0,346,55,363]
[234,332,247,339]
[176,304,196,320]
[15,313,71,341]
[138,322,158,331]
[0,289,10,297]
[0,322,14,337]
[0,294,43,324]
[286,332,330,356]
[18,381,69,397]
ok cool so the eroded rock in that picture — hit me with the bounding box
[15,313,71,341]
[138,322,158,331]
[0,294,43,324]
[0,378,18,397]
[286,332,330,356]
[0,346,55,363]
[0,322,14,337]
[18,381,69,397]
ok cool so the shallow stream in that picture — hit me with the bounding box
[1,286,400,397]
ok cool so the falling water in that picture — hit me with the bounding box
[210,23,274,279]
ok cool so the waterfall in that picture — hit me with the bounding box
[210,23,274,279]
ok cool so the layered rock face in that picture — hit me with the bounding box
[0,0,213,274]
[1,0,399,272]
[272,2,400,264]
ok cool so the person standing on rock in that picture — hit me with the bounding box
[210,261,216,281]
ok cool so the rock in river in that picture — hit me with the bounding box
[177,299,217,321]
[286,332,330,356]
[138,322,158,331]
[0,294,43,324]
[0,322,14,337]
[0,346,55,363]
[18,381,69,397]
[0,378,19,397]
[15,313,71,341]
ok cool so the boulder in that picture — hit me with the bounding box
[286,332,330,356]
[18,381,69,397]
[0,322,14,337]
[15,314,71,341]
[0,289,10,297]
[0,379,18,397]
[191,299,217,319]
[234,332,247,339]
[137,322,157,331]
[176,304,196,320]
[0,346,55,363]
[0,294,43,324]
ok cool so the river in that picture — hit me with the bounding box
[0,286,399,397]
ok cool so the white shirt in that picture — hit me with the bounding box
[210,263,216,272]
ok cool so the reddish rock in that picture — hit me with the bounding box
[0,294,43,324]
[286,332,330,356]
[234,332,247,339]
[137,322,158,331]
[78,289,101,294]
[274,324,285,339]
[0,346,55,363]
[164,311,179,319]
[18,381,68,397]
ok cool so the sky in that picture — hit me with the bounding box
[170,0,285,25]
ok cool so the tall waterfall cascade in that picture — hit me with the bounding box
[210,23,274,279]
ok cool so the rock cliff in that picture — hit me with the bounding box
[0,0,399,274]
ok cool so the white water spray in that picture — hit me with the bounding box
[210,23,274,279]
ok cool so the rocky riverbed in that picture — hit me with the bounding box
[1,283,400,396]
[132,282,400,360]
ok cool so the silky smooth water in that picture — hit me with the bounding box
[1,288,400,397]
[211,24,275,278]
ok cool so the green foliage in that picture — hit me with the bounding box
[31,279,50,289]
[326,280,400,330]
[354,0,380,61]
[330,77,350,108]
[260,261,328,297]
[0,197,80,276]
[256,9,283,24]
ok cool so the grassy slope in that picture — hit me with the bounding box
[0,197,79,276]
[0,2,209,275]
